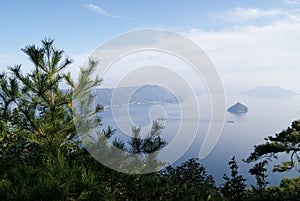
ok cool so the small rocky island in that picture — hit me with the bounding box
[227,102,248,114]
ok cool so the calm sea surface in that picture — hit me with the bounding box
[100,95,300,185]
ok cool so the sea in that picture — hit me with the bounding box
[99,94,300,186]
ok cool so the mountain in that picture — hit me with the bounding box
[227,102,248,114]
[240,85,298,97]
[95,84,178,106]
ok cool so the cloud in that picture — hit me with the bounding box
[0,53,33,74]
[73,19,300,91]
[73,6,300,92]
[85,3,122,19]
[0,54,19,68]
[285,0,300,5]
[183,18,300,91]
[220,7,288,22]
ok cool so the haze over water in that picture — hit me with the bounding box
[100,93,300,185]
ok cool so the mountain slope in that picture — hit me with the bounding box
[95,84,178,106]
[240,85,298,97]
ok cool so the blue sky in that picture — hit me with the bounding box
[1,0,300,91]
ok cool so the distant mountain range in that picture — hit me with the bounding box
[95,84,178,106]
[240,85,298,97]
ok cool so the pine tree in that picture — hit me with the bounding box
[0,39,108,200]
[0,38,168,200]
[221,157,246,201]
[246,120,300,172]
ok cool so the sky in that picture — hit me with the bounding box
[1,0,300,92]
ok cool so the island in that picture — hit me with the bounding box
[95,84,179,106]
[240,85,298,97]
[227,102,248,114]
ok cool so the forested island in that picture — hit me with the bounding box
[227,102,248,114]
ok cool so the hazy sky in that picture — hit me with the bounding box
[1,0,300,92]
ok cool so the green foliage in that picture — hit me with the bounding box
[221,157,246,201]
[0,39,169,200]
[246,120,300,172]
[244,160,270,201]
[0,39,112,200]
[278,177,300,199]
[249,160,269,190]
[159,158,218,201]
[2,39,300,200]
[129,121,167,154]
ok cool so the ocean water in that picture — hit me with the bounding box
[100,94,300,185]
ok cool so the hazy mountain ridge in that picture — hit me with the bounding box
[95,84,179,106]
[240,85,298,97]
